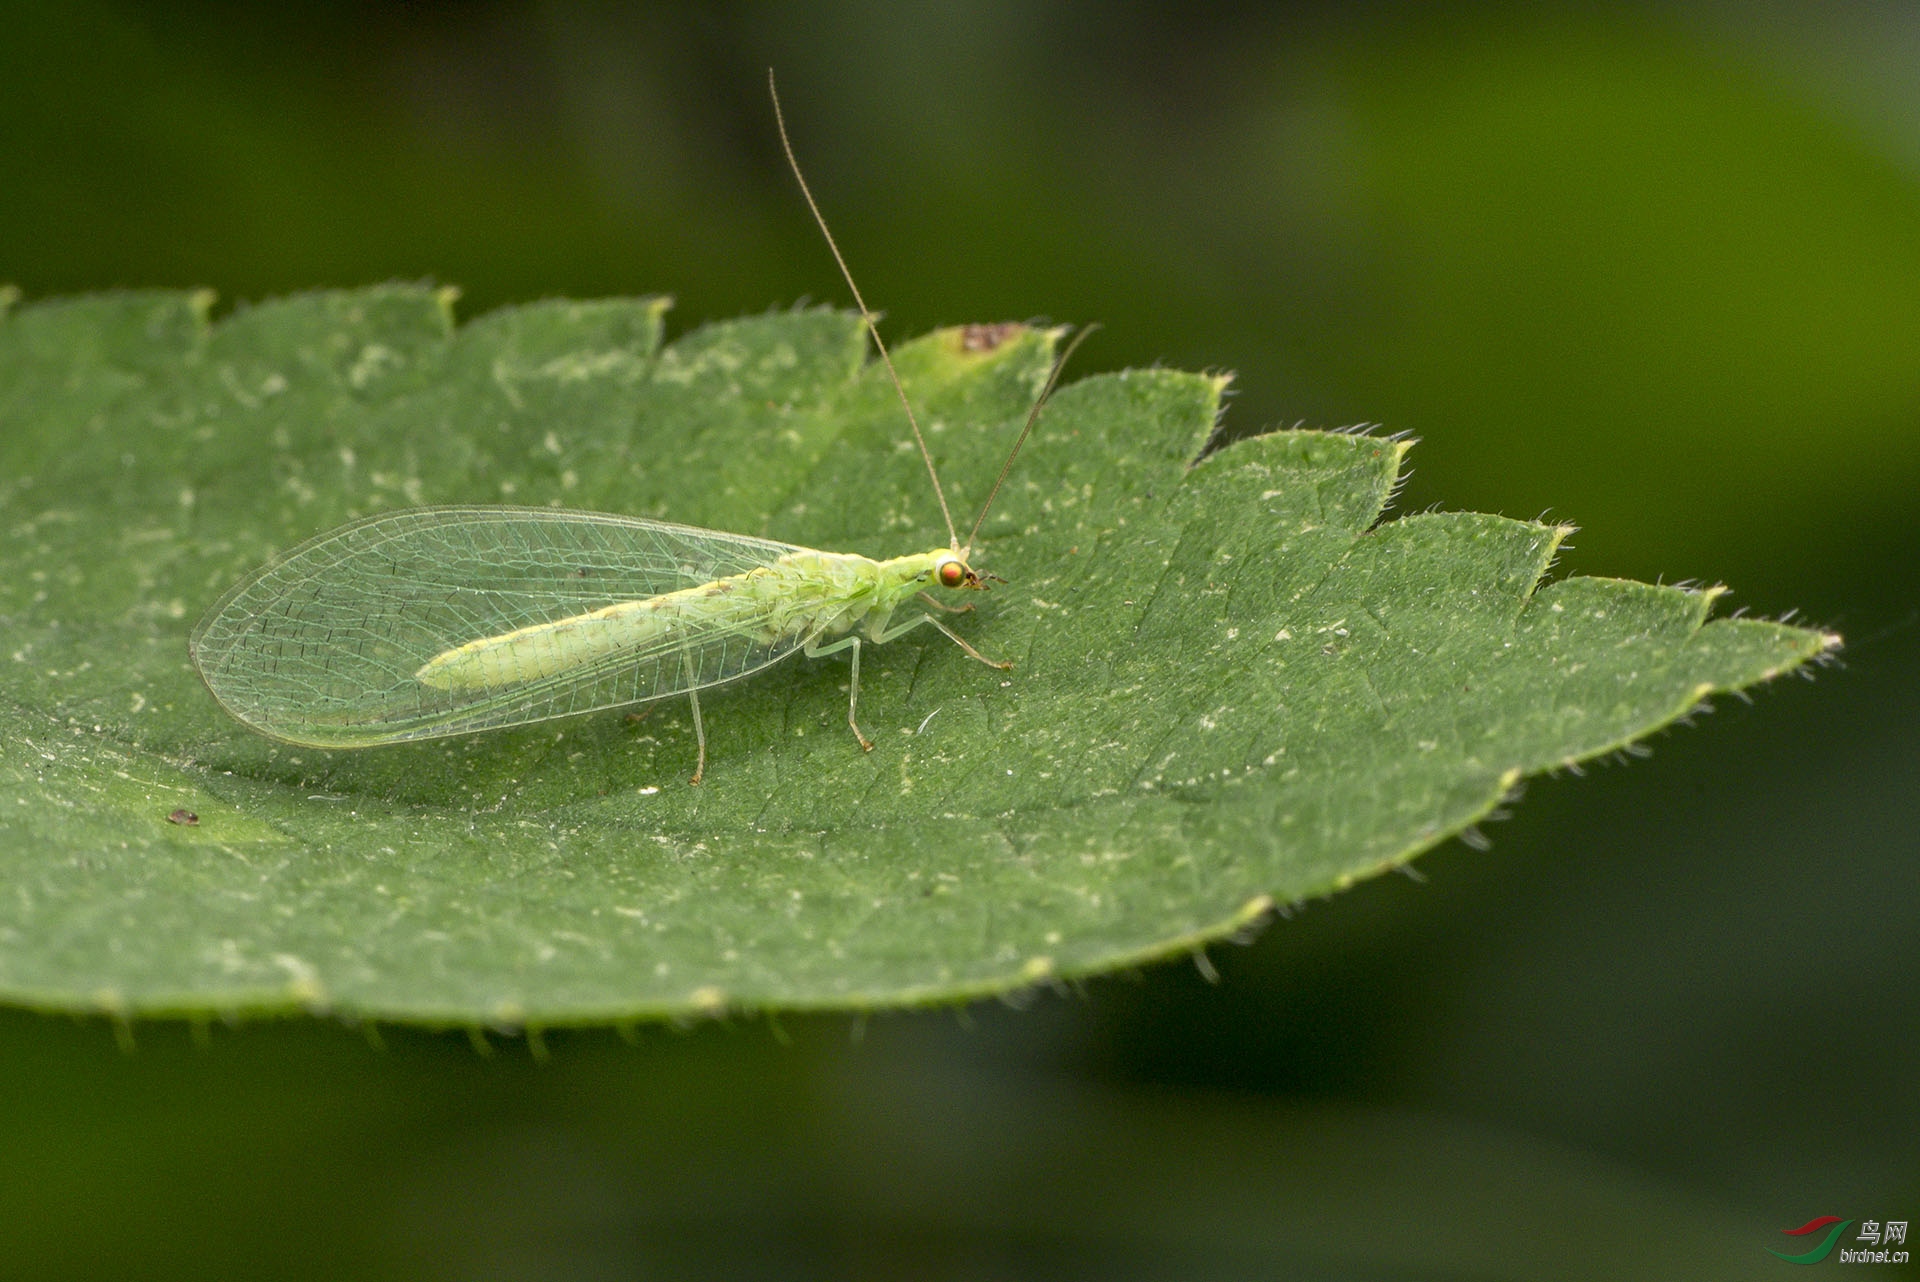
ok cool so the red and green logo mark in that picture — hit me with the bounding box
[1768,1217,1853,1264]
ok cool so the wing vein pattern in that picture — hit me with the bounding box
[190,507,813,747]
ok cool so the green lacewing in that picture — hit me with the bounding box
[191,72,1089,783]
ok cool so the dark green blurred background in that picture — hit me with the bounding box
[3,3,1915,1277]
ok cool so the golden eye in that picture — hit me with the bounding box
[938,560,967,588]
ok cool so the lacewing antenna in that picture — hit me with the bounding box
[769,70,960,551]
[962,323,1098,555]
[769,69,1094,560]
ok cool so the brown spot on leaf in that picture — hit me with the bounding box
[959,322,1023,353]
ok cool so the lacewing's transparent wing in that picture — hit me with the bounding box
[190,507,810,748]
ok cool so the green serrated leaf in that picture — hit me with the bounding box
[0,287,1835,1023]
